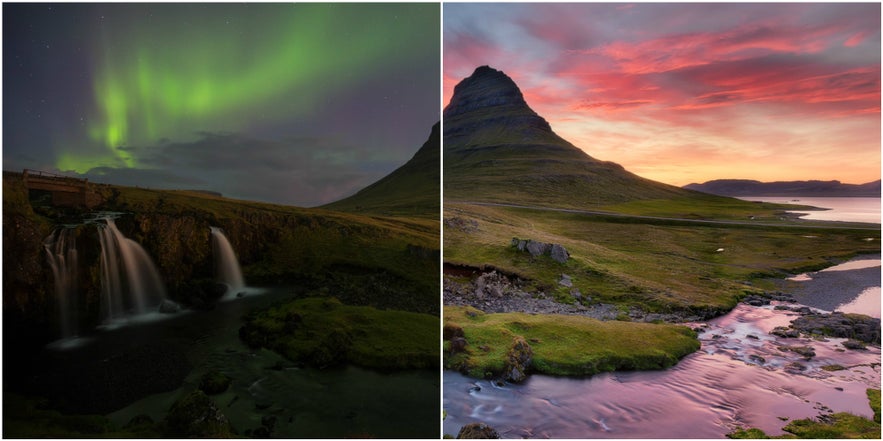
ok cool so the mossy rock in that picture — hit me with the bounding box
[198,370,232,395]
[165,390,234,438]
[457,422,500,439]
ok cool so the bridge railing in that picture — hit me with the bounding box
[23,168,88,184]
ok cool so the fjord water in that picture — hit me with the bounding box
[738,196,881,224]
[443,255,881,438]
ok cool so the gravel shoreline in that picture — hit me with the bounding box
[782,254,881,313]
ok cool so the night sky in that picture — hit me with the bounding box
[445,3,881,186]
[4,3,440,207]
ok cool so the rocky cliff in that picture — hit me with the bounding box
[3,172,439,345]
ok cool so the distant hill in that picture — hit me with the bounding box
[322,122,439,217]
[443,66,692,208]
[684,179,881,197]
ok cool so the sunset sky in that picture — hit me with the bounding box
[444,3,881,186]
[4,3,439,206]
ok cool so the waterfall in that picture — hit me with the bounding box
[44,228,78,339]
[98,218,167,319]
[210,227,245,297]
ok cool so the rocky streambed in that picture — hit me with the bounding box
[443,256,881,438]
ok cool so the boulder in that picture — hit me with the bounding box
[158,299,181,314]
[525,240,549,258]
[450,337,468,354]
[503,336,532,383]
[198,370,232,395]
[165,391,234,438]
[457,422,501,439]
[558,274,573,288]
[550,244,569,263]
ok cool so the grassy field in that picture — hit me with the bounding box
[445,201,879,314]
[444,305,699,378]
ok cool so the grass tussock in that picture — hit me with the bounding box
[727,388,881,439]
[443,305,699,378]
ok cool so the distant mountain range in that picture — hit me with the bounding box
[684,179,881,197]
[443,66,691,208]
[322,122,439,217]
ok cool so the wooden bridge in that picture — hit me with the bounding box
[22,169,103,208]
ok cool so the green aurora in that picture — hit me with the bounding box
[50,3,437,173]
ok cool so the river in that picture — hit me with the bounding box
[7,286,439,438]
[443,256,881,438]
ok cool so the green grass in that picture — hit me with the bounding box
[241,297,439,370]
[727,388,881,439]
[444,202,879,314]
[443,305,699,378]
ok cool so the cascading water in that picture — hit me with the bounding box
[97,217,167,320]
[210,226,245,297]
[44,227,79,339]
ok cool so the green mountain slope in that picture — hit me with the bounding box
[323,123,439,217]
[444,66,691,208]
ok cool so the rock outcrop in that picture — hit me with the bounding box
[457,422,501,439]
[503,336,533,383]
[511,237,569,263]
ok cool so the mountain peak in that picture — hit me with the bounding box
[444,66,691,208]
[444,66,533,118]
[443,65,553,141]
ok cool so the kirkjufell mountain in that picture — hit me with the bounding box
[444,66,691,208]
[323,122,439,217]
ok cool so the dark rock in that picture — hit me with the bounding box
[792,312,881,343]
[749,354,766,364]
[550,244,569,263]
[450,337,468,354]
[158,299,181,314]
[503,336,532,383]
[124,414,155,430]
[198,370,232,395]
[252,426,271,438]
[165,390,234,438]
[261,415,277,431]
[444,324,465,340]
[457,422,501,439]
[771,326,801,338]
[525,240,549,258]
[781,345,815,359]
[842,339,867,350]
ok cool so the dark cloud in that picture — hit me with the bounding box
[78,131,405,207]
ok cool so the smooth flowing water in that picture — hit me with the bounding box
[98,218,168,321]
[210,226,245,297]
[43,227,79,340]
[443,256,881,438]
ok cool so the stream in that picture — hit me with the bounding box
[7,286,439,438]
[443,257,881,438]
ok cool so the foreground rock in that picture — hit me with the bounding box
[457,422,501,439]
[165,390,234,438]
[791,312,881,344]
[511,237,569,263]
